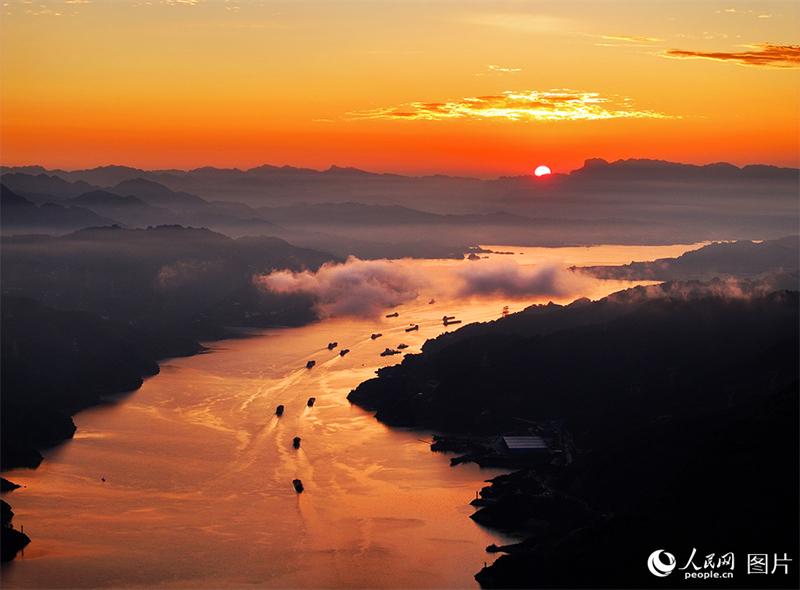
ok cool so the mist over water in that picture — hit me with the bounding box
[1,245,702,589]
[254,246,667,319]
[451,260,583,298]
[258,257,428,318]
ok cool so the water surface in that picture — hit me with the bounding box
[2,244,704,588]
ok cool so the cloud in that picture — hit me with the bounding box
[452,260,587,298]
[602,35,664,43]
[254,257,592,318]
[617,275,795,303]
[21,5,63,16]
[254,257,427,318]
[662,43,799,68]
[718,8,774,18]
[476,65,522,76]
[574,32,663,46]
[343,89,677,122]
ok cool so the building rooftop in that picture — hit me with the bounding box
[503,436,549,450]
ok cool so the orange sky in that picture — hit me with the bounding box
[1,1,798,177]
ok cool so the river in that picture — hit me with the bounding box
[1,243,704,589]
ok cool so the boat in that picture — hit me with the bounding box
[339,349,350,356]
[371,333,382,339]
[292,479,304,493]
[276,405,284,416]
[327,342,338,350]
[293,437,301,448]
[405,325,419,332]
[385,312,399,318]
[380,348,400,356]
[428,299,435,304]
[397,343,408,349]
[442,316,455,322]
[307,397,316,407]
[306,360,315,369]
[444,319,462,326]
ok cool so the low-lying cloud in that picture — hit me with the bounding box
[256,257,427,318]
[632,274,798,302]
[255,257,590,318]
[452,260,584,298]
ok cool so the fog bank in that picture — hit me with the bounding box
[255,257,591,318]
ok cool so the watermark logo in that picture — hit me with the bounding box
[648,548,792,581]
[680,549,735,580]
[647,550,677,577]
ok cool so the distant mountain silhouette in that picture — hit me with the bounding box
[5,158,796,196]
[0,172,102,201]
[112,178,210,211]
[3,159,797,247]
[0,184,37,210]
[323,164,387,177]
[5,172,694,253]
[55,164,187,188]
[67,190,182,227]
[568,157,799,182]
[1,184,120,233]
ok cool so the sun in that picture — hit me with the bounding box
[534,165,551,177]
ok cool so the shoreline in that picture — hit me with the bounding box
[0,308,255,563]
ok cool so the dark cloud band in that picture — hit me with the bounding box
[662,43,799,69]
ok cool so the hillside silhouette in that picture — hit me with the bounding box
[580,235,800,281]
[477,379,799,589]
[1,224,335,330]
[1,295,205,470]
[1,183,117,233]
[348,286,799,587]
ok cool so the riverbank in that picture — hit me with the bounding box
[347,286,799,587]
[473,380,799,588]
[0,296,228,562]
[1,497,31,562]
[1,296,219,470]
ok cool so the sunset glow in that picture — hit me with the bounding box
[1,1,798,176]
[342,90,677,122]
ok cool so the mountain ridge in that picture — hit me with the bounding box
[4,157,798,184]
